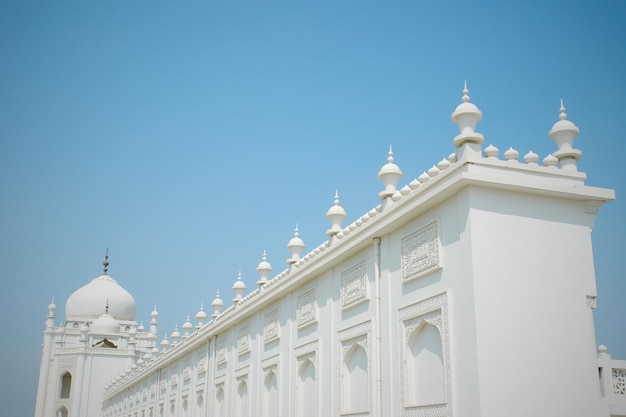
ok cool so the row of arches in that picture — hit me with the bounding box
[212,322,443,416]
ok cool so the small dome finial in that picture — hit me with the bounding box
[287,225,306,266]
[451,81,484,154]
[326,190,347,237]
[211,289,224,318]
[103,249,109,275]
[549,98,581,171]
[256,250,273,287]
[377,146,403,200]
[232,271,246,303]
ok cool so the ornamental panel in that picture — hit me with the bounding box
[238,324,250,355]
[341,261,368,310]
[264,308,280,343]
[401,220,441,283]
[297,287,318,329]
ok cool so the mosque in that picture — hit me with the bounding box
[35,85,626,417]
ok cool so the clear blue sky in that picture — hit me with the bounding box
[1,2,624,416]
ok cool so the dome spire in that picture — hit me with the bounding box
[103,249,109,275]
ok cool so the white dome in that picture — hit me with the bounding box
[65,275,136,321]
[91,313,120,335]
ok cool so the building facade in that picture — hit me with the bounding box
[35,86,626,417]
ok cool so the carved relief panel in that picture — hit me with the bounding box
[401,220,441,283]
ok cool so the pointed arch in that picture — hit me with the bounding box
[195,393,204,415]
[236,379,249,417]
[407,321,444,406]
[59,372,71,398]
[56,406,68,417]
[296,358,316,417]
[262,369,278,417]
[342,342,369,413]
[215,385,225,417]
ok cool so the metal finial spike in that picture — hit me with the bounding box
[559,99,567,120]
[103,249,109,275]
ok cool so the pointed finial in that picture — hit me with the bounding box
[462,80,469,102]
[287,224,306,265]
[378,146,403,201]
[451,80,484,155]
[257,250,273,286]
[559,98,567,120]
[549,98,581,171]
[326,190,348,237]
[211,289,224,318]
[103,249,109,275]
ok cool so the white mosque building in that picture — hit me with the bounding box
[35,85,626,417]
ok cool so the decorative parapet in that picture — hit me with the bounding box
[598,345,626,416]
[104,92,615,400]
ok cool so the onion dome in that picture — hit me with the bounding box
[211,290,224,318]
[137,321,145,332]
[65,254,136,322]
[256,250,272,286]
[377,146,403,200]
[195,303,207,327]
[232,271,246,303]
[326,191,347,237]
[286,225,305,265]
[451,81,484,149]
[549,99,581,171]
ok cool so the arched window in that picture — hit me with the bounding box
[407,322,445,406]
[57,406,68,417]
[296,359,316,417]
[262,370,278,417]
[342,343,368,413]
[60,372,71,398]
